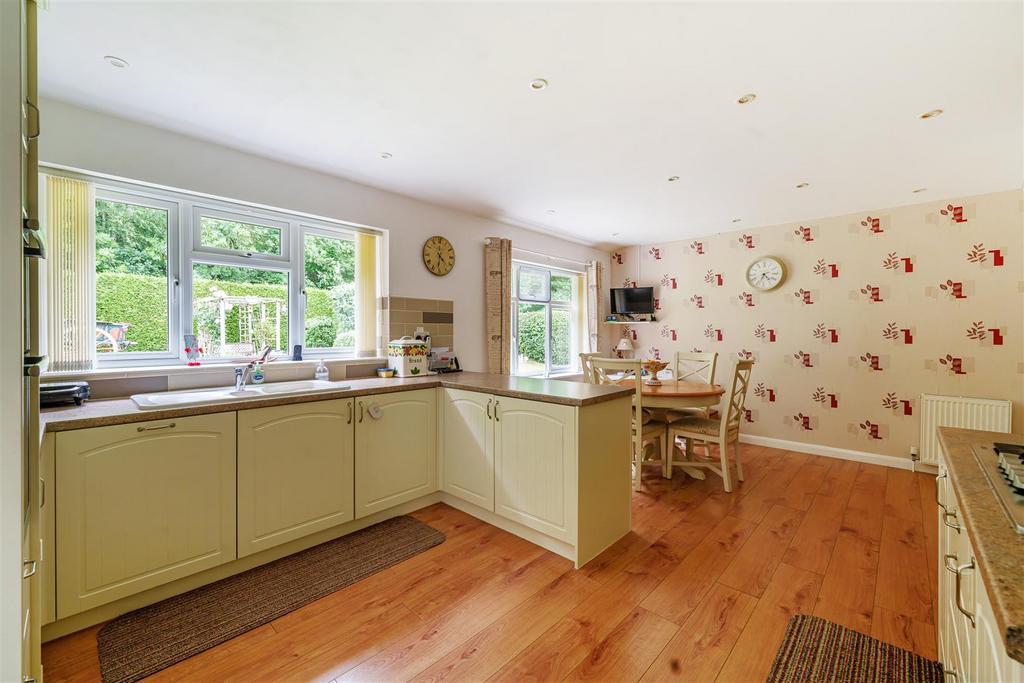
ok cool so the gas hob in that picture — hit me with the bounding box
[972,442,1024,534]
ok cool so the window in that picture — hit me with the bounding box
[511,262,582,377]
[94,190,178,361]
[47,167,381,369]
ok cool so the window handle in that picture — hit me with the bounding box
[172,276,180,304]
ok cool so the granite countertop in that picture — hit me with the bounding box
[938,427,1024,663]
[41,371,633,432]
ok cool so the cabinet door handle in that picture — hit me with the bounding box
[943,553,959,574]
[25,99,40,141]
[942,510,961,532]
[486,399,492,420]
[954,557,976,627]
[936,471,948,512]
[347,401,353,424]
[359,401,365,423]
[137,422,175,432]
[944,670,959,679]
[22,560,37,579]
[494,401,500,422]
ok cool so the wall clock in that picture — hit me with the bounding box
[746,256,787,291]
[423,235,455,276]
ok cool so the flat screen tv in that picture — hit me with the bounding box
[610,287,655,314]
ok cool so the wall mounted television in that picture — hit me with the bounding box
[610,287,655,315]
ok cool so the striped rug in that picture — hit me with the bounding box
[767,614,944,683]
[97,515,445,683]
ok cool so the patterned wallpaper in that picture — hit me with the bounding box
[609,189,1024,460]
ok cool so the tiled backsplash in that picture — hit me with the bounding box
[383,297,455,350]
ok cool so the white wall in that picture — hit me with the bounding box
[0,2,24,678]
[38,98,611,372]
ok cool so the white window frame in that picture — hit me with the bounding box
[191,204,290,262]
[510,261,581,378]
[43,165,382,368]
[93,187,182,364]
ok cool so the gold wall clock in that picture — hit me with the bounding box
[423,235,455,276]
[746,256,787,291]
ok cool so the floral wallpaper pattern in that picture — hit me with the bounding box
[609,189,1024,460]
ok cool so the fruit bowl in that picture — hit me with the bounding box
[641,359,669,385]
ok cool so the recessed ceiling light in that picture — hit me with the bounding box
[529,78,548,91]
[546,209,556,214]
[104,55,129,69]
[732,218,742,223]
[920,109,944,119]
[611,232,620,237]
[912,187,928,193]
[379,152,393,159]
[737,93,756,104]
[668,176,680,182]
[795,182,810,188]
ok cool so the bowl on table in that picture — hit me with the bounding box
[641,359,669,386]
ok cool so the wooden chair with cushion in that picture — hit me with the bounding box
[667,359,753,493]
[587,357,669,491]
[669,350,718,418]
[578,352,601,382]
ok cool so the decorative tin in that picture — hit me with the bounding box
[387,336,430,377]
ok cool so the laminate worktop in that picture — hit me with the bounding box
[938,427,1024,663]
[41,371,634,432]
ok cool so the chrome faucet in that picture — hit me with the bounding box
[235,363,255,392]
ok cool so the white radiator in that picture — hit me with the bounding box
[919,394,1012,465]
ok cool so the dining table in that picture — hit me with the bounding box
[614,377,726,480]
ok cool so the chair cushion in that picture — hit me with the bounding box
[638,420,667,438]
[668,415,721,437]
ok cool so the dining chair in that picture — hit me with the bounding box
[669,350,718,418]
[579,352,600,382]
[587,356,669,491]
[667,359,753,493]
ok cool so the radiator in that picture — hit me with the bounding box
[919,394,1012,465]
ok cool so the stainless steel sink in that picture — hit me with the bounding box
[131,379,349,410]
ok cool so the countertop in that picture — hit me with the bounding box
[938,427,1024,663]
[41,371,634,432]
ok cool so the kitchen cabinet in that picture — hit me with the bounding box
[354,389,436,518]
[439,388,494,511]
[237,399,354,558]
[936,457,1024,683]
[493,396,576,543]
[55,413,236,617]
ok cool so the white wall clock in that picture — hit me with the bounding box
[746,256,787,291]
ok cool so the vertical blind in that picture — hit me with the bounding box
[45,175,95,372]
[354,232,379,355]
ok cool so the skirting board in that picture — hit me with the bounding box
[739,434,915,471]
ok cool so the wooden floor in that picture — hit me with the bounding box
[42,445,939,682]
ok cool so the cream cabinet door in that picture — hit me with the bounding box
[237,399,354,558]
[55,413,236,617]
[354,389,437,518]
[440,389,494,511]
[493,397,576,543]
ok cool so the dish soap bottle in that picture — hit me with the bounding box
[314,359,329,381]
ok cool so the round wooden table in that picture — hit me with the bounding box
[615,378,725,410]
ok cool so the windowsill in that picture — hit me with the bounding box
[42,355,387,383]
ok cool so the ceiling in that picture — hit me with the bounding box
[38,1,1023,247]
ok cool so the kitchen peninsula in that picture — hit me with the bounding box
[38,372,634,640]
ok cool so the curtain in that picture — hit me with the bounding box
[354,232,379,356]
[484,237,512,374]
[45,175,95,372]
[584,259,603,353]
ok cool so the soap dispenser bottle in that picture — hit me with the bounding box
[314,359,329,381]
